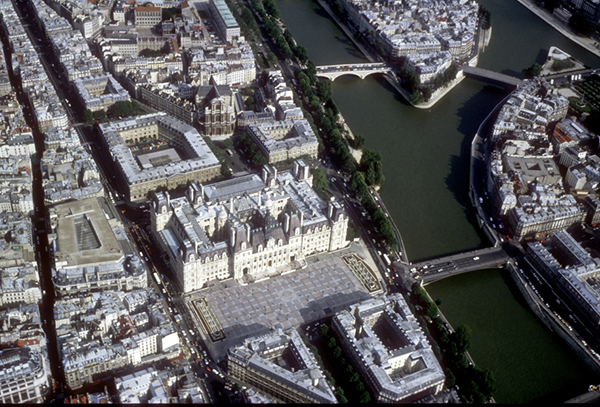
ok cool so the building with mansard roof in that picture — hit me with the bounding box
[332,294,446,403]
[227,327,337,404]
[151,160,349,292]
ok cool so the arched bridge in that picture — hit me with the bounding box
[462,66,523,88]
[316,63,391,81]
[409,246,509,285]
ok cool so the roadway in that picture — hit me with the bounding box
[462,66,523,87]
[410,246,509,285]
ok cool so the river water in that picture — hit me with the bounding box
[274,0,600,402]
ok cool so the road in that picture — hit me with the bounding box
[411,246,509,285]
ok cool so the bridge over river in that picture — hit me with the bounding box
[462,66,524,88]
[316,63,391,80]
[407,246,509,285]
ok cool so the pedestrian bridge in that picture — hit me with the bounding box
[410,246,509,285]
[316,63,392,81]
[462,66,523,88]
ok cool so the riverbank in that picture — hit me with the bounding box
[517,0,600,60]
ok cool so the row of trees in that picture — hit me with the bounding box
[348,167,397,249]
[411,283,496,403]
[301,323,373,403]
[203,136,232,176]
[293,66,359,173]
[241,0,391,249]
[237,132,268,168]
[312,168,330,202]
[225,0,271,68]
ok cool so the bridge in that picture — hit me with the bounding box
[316,63,391,81]
[408,246,509,285]
[462,66,523,88]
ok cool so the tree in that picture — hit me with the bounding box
[328,337,337,349]
[251,152,267,167]
[306,60,317,83]
[570,12,594,36]
[522,62,542,78]
[409,90,423,105]
[267,51,278,67]
[244,95,255,111]
[109,100,139,118]
[264,17,279,39]
[276,35,294,60]
[295,45,309,64]
[360,149,384,186]
[283,29,296,49]
[93,109,106,121]
[312,168,329,201]
[349,171,366,195]
[82,109,94,123]
[349,133,366,149]
[452,325,472,354]
[297,71,312,95]
[263,0,280,18]
[220,161,231,175]
[426,302,439,319]
[317,79,333,103]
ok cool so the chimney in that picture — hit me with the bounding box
[187,184,194,203]
[262,166,268,183]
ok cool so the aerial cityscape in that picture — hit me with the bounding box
[1,0,600,404]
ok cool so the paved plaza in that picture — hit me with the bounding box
[192,247,379,356]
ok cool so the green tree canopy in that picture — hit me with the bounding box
[109,100,140,118]
[522,62,543,78]
[82,109,94,123]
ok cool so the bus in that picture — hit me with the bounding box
[382,253,391,266]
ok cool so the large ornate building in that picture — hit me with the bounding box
[151,160,349,292]
[97,112,221,201]
[195,80,236,139]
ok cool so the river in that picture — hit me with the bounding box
[274,0,600,402]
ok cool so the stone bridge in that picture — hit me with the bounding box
[316,63,392,81]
